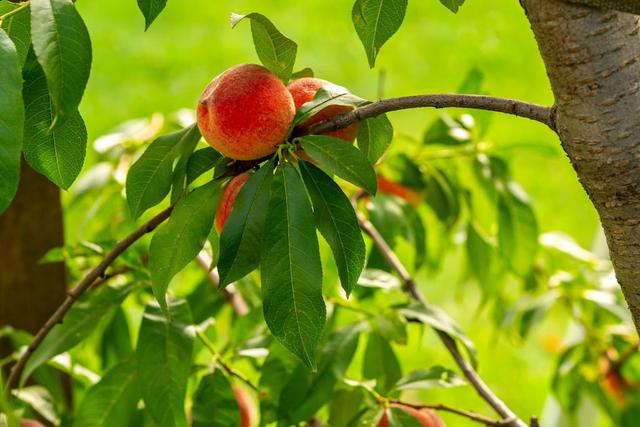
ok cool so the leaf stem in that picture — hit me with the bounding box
[0,1,30,24]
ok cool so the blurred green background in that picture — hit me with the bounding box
[73,0,603,425]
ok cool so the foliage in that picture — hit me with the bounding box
[0,1,638,427]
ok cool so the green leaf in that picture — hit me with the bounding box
[186,147,221,185]
[22,51,87,189]
[261,163,326,368]
[466,223,504,299]
[127,125,199,219]
[1,3,31,67]
[137,0,167,30]
[300,161,365,296]
[391,366,466,391]
[352,0,408,68]
[497,182,538,276]
[375,312,407,345]
[171,126,202,203]
[290,67,314,80]
[230,13,297,82]
[278,323,363,423]
[30,0,92,121]
[74,358,140,427]
[299,135,377,195]
[362,330,402,393]
[149,180,221,314]
[357,114,393,164]
[439,0,466,13]
[218,162,274,286]
[191,370,241,427]
[399,302,478,367]
[137,299,194,427]
[22,284,134,384]
[424,167,460,227]
[0,29,23,213]
[293,84,367,127]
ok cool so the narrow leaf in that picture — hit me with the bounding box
[261,163,326,368]
[391,366,466,392]
[218,162,274,286]
[300,161,365,296]
[362,330,402,393]
[191,370,241,427]
[137,0,167,30]
[149,180,221,314]
[299,135,377,195]
[171,126,202,203]
[230,13,297,82]
[31,0,92,120]
[22,51,86,189]
[1,3,31,67]
[22,284,134,384]
[137,299,194,427]
[497,182,538,276]
[0,29,23,213]
[439,0,466,13]
[293,84,367,127]
[357,114,393,164]
[74,358,140,427]
[352,0,408,68]
[127,125,199,219]
[186,147,221,185]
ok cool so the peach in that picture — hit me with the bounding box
[287,77,358,142]
[21,421,45,427]
[233,385,256,427]
[378,405,445,427]
[377,176,423,206]
[215,173,251,234]
[197,64,295,160]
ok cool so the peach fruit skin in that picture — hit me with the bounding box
[378,405,446,427]
[21,421,46,427]
[215,173,252,234]
[287,77,358,142]
[197,64,295,160]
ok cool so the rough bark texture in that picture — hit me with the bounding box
[568,0,640,15]
[0,161,67,355]
[521,0,640,331]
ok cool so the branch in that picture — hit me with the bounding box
[5,206,173,392]
[388,399,509,427]
[307,94,556,135]
[355,208,529,427]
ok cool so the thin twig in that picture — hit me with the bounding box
[195,330,257,391]
[355,206,528,427]
[195,251,249,316]
[5,206,174,392]
[307,94,555,135]
[388,399,509,427]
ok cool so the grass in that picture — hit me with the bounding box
[72,0,605,425]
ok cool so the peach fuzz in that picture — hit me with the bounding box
[215,173,252,234]
[287,77,358,142]
[197,64,295,160]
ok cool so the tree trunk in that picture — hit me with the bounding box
[521,0,640,332]
[0,161,67,356]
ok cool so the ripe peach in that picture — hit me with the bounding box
[197,64,295,160]
[215,173,251,234]
[21,421,46,427]
[378,405,445,427]
[287,77,358,142]
[377,176,422,206]
[233,385,256,427]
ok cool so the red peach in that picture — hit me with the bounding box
[378,405,446,427]
[215,173,251,234]
[287,77,358,142]
[197,64,295,160]
[233,384,256,427]
[377,176,423,206]
[21,421,46,427]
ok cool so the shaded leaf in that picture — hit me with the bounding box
[1,3,30,67]
[137,0,167,30]
[191,370,241,427]
[218,162,274,286]
[137,299,194,427]
[357,114,393,164]
[300,161,365,296]
[352,0,408,68]
[300,135,377,195]
[74,358,139,427]
[391,366,466,391]
[261,163,326,368]
[186,147,221,185]
[0,29,23,213]
[31,0,92,120]
[439,0,466,13]
[362,330,402,393]
[293,84,366,127]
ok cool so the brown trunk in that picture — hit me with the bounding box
[0,161,67,355]
[521,0,640,332]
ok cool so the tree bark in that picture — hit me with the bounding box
[521,0,640,332]
[567,0,640,15]
[0,161,67,356]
